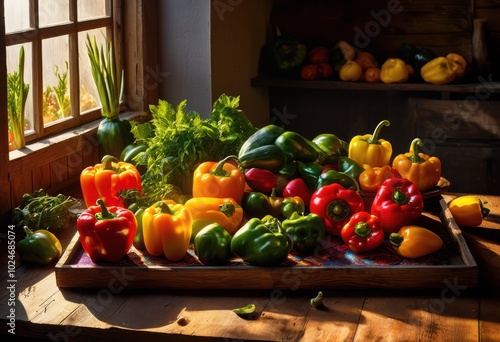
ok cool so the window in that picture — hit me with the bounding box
[4,0,118,151]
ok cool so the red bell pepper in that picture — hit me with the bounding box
[310,183,364,236]
[341,211,384,253]
[370,177,423,234]
[77,199,137,262]
[245,168,277,194]
[80,155,142,208]
[283,178,313,206]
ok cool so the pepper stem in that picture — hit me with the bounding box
[392,187,409,205]
[354,222,371,238]
[101,155,119,170]
[367,120,390,144]
[96,198,116,220]
[408,138,425,163]
[22,226,34,237]
[480,200,490,218]
[389,233,404,247]
[211,155,238,177]
[219,203,235,217]
[159,201,173,215]
[310,291,324,308]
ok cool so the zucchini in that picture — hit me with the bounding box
[239,145,287,173]
[238,124,285,158]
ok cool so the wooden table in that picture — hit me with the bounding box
[1,192,499,342]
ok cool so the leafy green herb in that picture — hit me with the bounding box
[12,189,79,233]
[134,94,255,204]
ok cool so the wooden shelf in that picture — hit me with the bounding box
[251,76,500,94]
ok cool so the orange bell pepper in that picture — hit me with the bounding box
[192,155,246,203]
[392,138,441,192]
[142,200,192,261]
[184,197,244,238]
[348,120,393,167]
[448,195,490,227]
[355,51,378,70]
[359,165,401,193]
[80,155,142,208]
[446,53,467,79]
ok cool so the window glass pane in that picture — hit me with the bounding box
[42,36,71,126]
[4,0,31,33]
[79,29,109,114]
[78,0,109,21]
[39,0,70,27]
[6,44,34,147]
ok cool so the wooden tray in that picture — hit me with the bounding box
[55,198,478,290]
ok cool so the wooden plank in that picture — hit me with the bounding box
[50,156,69,187]
[301,294,365,342]
[10,170,33,208]
[356,294,479,341]
[32,163,51,191]
[479,295,500,342]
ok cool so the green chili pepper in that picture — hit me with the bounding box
[283,212,325,255]
[230,215,292,266]
[16,227,63,265]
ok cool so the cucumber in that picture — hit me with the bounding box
[239,145,287,173]
[238,124,285,158]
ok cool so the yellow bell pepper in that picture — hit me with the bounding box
[392,138,441,192]
[184,197,244,239]
[142,200,192,261]
[389,225,443,258]
[348,120,392,167]
[339,60,363,82]
[446,53,467,79]
[449,195,490,227]
[420,56,456,85]
[380,58,409,83]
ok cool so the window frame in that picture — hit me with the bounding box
[0,0,158,211]
[4,0,117,144]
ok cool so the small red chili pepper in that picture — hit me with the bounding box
[77,199,137,262]
[341,211,384,253]
[310,183,364,236]
[244,168,277,194]
[370,177,423,234]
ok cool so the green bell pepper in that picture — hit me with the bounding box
[259,28,307,77]
[132,207,146,250]
[231,215,292,266]
[281,196,305,219]
[194,223,233,265]
[97,117,135,160]
[316,169,359,190]
[297,161,324,191]
[312,133,346,165]
[244,189,283,219]
[338,156,365,180]
[283,212,325,255]
[16,226,63,265]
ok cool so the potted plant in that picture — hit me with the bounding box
[7,46,30,150]
[86,34,133,159]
